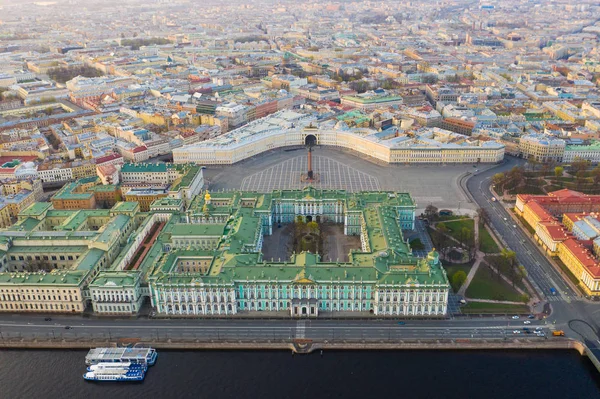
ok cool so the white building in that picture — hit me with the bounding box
[173,111,505,165]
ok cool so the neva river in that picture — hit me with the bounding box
[0,349,599,398]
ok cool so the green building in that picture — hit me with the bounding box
[148,188,449,318]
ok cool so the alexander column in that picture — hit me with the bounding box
[301,136,319,183]
[307,143,314,181]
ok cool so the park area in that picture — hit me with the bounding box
[424,207,533,315]
[492,159,600,197]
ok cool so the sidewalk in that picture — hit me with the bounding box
[457,251,484,296]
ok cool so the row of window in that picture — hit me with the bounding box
[2,294,76,302]
[10,254,78,261]
[0,302,78,311]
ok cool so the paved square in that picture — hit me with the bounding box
[241,155,380,192]
[205,146,479,214]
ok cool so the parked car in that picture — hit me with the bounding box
[512,315,519,319]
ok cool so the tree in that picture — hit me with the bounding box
[540,160,555,176]
[570,157,590,175]
[477,207,489,227]
[554,166,564,178]
[436,222,447,232]
[592,166,600,185]
[424,204,438,222]
[519,294,529,304]
[349,80,369,93]
[24,258,52,272]
[518,265,527,280]
[458,227,473,247]
[433,223,450,256]
[492,172,505,186]
[452,271,467,290]
[409,238,425,251]
[505,166,525,190]
[576,170,588,191]
[307,221,319,234]
[500,249,517,286]
[528,158,539,172]
[501,249,517,266]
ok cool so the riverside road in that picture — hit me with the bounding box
[467,156,600,355]
[2,155,600,352]
[0,316,552,342]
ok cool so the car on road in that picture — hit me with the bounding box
[512,330,521,334]
[512,315,519,319]
[64,326,72,329]
[397,322,406,326]
[535,327,543,331]
[504,217,508,221]
[550,287,557,295]
[44,317,52,321]
[523,321,531,324]
[527,315,535,319]
[513,224,517,228]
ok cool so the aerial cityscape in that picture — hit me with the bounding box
[1,0,600,396]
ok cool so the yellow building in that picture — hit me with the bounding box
[557,238,600,295]
[0,204,12,228]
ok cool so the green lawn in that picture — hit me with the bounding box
[462,301,530,314]
[436,215,470,222]
[440,219,474,242]
[479,224,500,253]
[484,255,528,292]
[442,260,474,293]
[465,264,524,302]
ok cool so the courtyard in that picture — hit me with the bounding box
[262,223,361,263]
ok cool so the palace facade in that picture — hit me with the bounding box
[0,188,450,317]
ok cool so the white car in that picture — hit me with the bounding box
[535,327,543,331]
[523,320,531,324]
[512,330,521,334]
[512,315,519,319]
[504,217,508,221]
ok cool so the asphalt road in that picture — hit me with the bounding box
[0,314,552,342]
[466,156,600,348]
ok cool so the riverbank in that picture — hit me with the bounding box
[0,336,585,353]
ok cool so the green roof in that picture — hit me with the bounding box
[90,271,140,288]
[565,141,600,151]
[121,163,168,173]
[171,223,225,237]
[19,202,52,218]
[342,95,403,104]
[75,248,105,271]
[111,202,140,213]
[0,270,87,286]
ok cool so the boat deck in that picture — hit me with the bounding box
[86,347,153,364]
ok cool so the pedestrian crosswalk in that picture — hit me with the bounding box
[546,295,573,303]
[295,320,306,339]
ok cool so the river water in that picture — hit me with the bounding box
[0,349,599,399]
